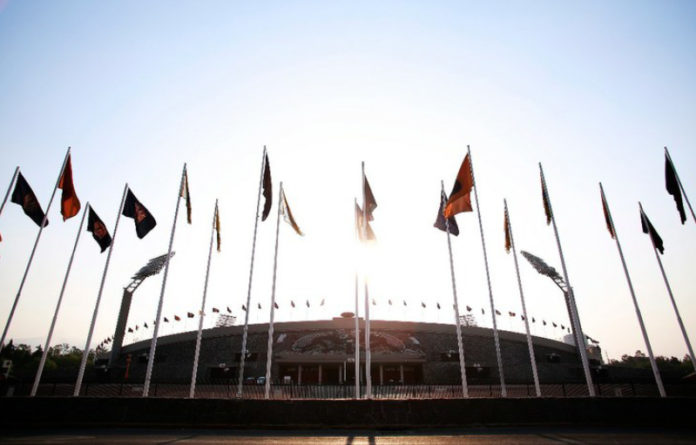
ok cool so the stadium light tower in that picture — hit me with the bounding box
[109,252,175,366]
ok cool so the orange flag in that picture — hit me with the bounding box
[58,155,81,220]
[444,154,473,218]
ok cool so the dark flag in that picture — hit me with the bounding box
[561,324,565,330]
[481,308,485,315]
[543,320,547,326]
[174,315,181,321]
[552,322,557,328]
[226,306,231,313]
[87,206,112,253]
[640,207,664,254]
[135,325,139,331]
[388,299,393,305]
[128,327,133,333]
[242,305,247,311]
[437,302,441,310]
[180,167,192,224]
[421,302,426,308]
[532,317,536,323]
[144,322,149,329]
[164,317,170,323]
[372,298,376,306]
[122,189,156,238]
[403,300,407,307]
[212,307,220,313]
[363,174,377,221]
[306,300,311,308]
[11,172,48,227]
[274,302,279,309]
[600,188,615,239]
[355,202,376,241]
[466,305,472,312]
[291,300,296,308]
[444,154,473,218]
[187,312,194,318]
[258,303,262,310]
[434,190,459,235]
[521,315,525,321]
[58,154,81,220]
[504,206,512,252]
[320,298,325,306]
[281,188,303,235]
[541,174,552,225]
[665,153,686,224]
[215,204,221,252]
[261,153,272,221]
[495,309,501,316]
[508,311,516,317]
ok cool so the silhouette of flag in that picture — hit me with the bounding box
[532,317,536,323]
[541,174,552,225]
[11,173,48,227]
[552,322,557,328]
[504,206,512,252]
[215,204,221,252]
[495,309,501,316]
[434,190,459,235]
[363,173,378,221]
[665,153,686,224]
[274,302,279,309]
[481,308,485,315]
[437,303,441,310]
[226,306,231,313]
[258,303,262,310]
[144,322,149,329]
[174,315,181,321]
[291,300,296,308]
[640,207,664,254]
[135,325,139,330]
[372,299,376,306]
[561,324,565,330]
[444,154,473,218]
[388,299,393,305]
[306,300,311,308]
[600,188,615,239]
[403,300,407,307]
[242,305,247,311]
[543,320,547,326]
[122,189,156,238]
[58,154,81,220]
[320,298,325,306]
[421,302,426,308]
[508,311,516,317]
[281,188,303,235]
[521,315,525,321]
[164,317,170,323]
[87,206,112,253]
[466,305,472,312]
[128,327,133,333]
[261,153,272,221]
[212,307,220,313]
[355,202,376,241]
[180,167,192,224]
[187,312,194,318]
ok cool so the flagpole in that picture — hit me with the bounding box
[143,163,187,397]
[74,184,128,396]
[505,199,541,397]
[0,148,71,349]
[190,200,218,399]
[361,161,372,398]
[0,166,20,217]
[264,184,284,399]
[600,187,665,396]
[540,163,595,396]
[353,198,361,399]
[467,146,507,397]
[665,147,696,224]
[238,147,267,397]
[442,181,468,398]
[640,202,696,371]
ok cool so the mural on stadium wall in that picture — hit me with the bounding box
[288,330,424,355]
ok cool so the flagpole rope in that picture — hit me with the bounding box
[442,180,469,398]
[74,183,128,396]
[540,163,595,397]
[143,163,186,397]
[468,146,507,397]
[265,184,283,399]
[31,203,88,397]
[0,166,19,217]
[600,187,665,397]
[190,199,218,399]
[0,148,70,349]
[238,147,267,397]
[505,199,541,397]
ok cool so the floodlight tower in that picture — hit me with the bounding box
[109,253,175,366]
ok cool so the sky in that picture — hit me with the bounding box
[0,0,695,365]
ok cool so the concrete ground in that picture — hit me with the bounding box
[1,428,695,444]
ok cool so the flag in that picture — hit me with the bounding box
[495,309,501,316]
[281,188,303,235]
[372,298,376,306]
[58,154,81,220]
[444,154,473,218]
[261,153,272,221]
[306,300,311,308]
[363,173,377,221]
[11,172,48,227]
[665,153,686,224]
[87,206,112,253]
[258,303,262,310]
[355,202,376,241]
[128,327,133,333]
[466,305,472,312]
[552,322,557,328]
[122,189,156,238]
[434,190,459,236]
[135,325,139,331]
[212,307,220,313]
[508,311,516,317]
[242,305,247,312]
[600,188,615,239]
[561,324,565,330]
[543,320,547,326]
[226,306,231,313]
[291,300,296,308]
[541,173,552,225]
[274,302,279,309]
[144,322,148,329]
[187,312,194,318]
[504,206,512,252]
[481,308,485,315]
[164,317,170,323]
[421,302,426,308]
[215,204,221,252]
[532,317,536,323]
[180,167,192,224]
[320,298,325,306]
[174,315,181,321]
[403,300,407,306]
[640,207,664,254]
[388,299,393,305]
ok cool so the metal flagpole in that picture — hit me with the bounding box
[0,166,20,217]
[540,163,595,396]
[665,147,696,224]
[143,163,187,397]
[600,187,665,397]
[442,181,469,398]
[31,203,88,397]
[353,197,361,399]
[505,199,541,397]
[190,200,218,399]
[0,148,71,349]
[74,184,128,396]
[238,147,267,397]
[361,162,372,398]
[640,202,696,371]
[467,146,507,397]
[264,184,284,399]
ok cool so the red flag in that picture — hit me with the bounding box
[58,154,81,220]
[504,206,512,252]
[444,154,473,218]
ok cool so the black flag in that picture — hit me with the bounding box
[122,189,156,238]
[640,207,664,254]
[434,190,459,236]
[363,173,377,221]
[261,153,272,221]
[665,153,686,224]
[11,172,48,227]
[87,206,112,253]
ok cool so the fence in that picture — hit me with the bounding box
[6,381,696,399]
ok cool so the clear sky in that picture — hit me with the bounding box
[0,0,694,364]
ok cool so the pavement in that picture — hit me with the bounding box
[1,428,696,444]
